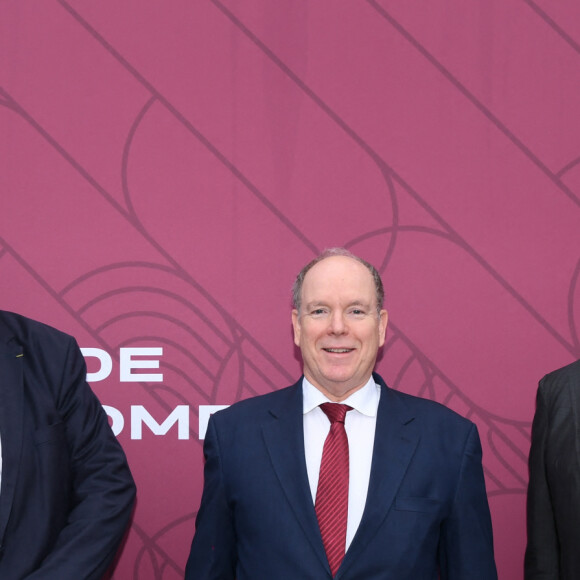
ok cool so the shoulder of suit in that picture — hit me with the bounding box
[538,358,580,397]
[374,372,472,424]
[0,309,75,352]
[385,385,475,428]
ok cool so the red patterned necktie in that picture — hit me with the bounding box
[315,402,352,577]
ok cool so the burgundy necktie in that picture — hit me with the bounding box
[315,402,352,577]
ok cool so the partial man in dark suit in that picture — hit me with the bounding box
[185,248,497,579]
[0,310,136,579]
[525,359,580,580]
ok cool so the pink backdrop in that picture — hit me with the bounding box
[2,1,580,578]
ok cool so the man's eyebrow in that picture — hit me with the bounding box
[304,301,327,310]
[303,300,372,309]
[347,300,371,307]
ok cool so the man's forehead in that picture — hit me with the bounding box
[303,257,373,291]
[301,266,377,309]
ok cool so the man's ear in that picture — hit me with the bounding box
[291,309,301,347]
[378,309,388,347]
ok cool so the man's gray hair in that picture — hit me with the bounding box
[292,248,385,314]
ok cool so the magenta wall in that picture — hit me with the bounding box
[2,2,580,578]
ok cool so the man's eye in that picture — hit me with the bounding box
[351,309,365,315]
[311,309,326,315]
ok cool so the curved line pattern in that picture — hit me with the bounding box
[93,311,223,360]
[351,164,400,274]
[59,261,183,296]
[58,0,321,257]
[122,95,158,221]
[133,513,196,578]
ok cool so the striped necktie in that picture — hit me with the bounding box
[315,402,352,577]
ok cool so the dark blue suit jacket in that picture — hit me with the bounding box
[0,311,136,579]
[185,373,497,579]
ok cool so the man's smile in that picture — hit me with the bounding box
[322,347,355,353]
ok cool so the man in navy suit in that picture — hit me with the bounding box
[185,248,497,579]
[0,310,136,579]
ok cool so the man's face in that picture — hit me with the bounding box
[292,256,388,401]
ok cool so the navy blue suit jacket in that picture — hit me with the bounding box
[185,373,497,579]
[0,311,136,579]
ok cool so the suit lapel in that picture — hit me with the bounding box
[338,375,419,579]
[0,323,25,546]
[261,380,330,573]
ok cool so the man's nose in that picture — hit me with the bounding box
[328,311,347,334]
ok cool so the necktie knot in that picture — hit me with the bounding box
[320,402,352,424]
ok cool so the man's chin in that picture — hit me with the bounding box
[313,376,366,402]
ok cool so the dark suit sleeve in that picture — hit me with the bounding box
[524,379,559,579]
[185,415,237,580]
[439,423,498,580]
[26,335,136,580]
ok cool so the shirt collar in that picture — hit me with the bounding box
[302,375,380,417]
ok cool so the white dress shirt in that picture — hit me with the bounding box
[303,376,380,551]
